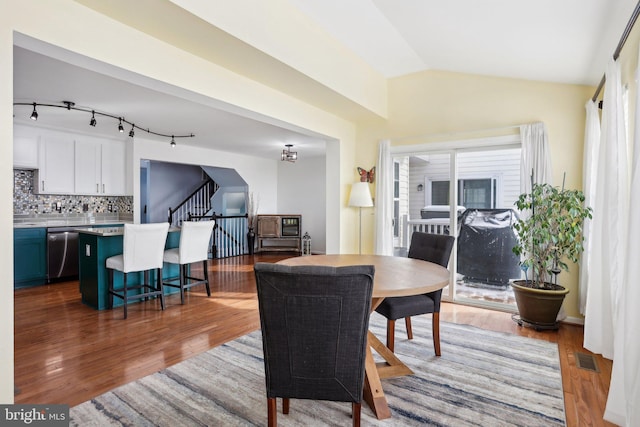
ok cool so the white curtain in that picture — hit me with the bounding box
[604,50,640,426]
[579,100,601,314]
[584,59,629,362]
[374,139,394,255]
[520,122,553,192]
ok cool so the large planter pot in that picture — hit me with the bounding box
[511,280,570,330]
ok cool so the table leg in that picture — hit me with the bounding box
[363,336,391,419]
[368,332,414,379]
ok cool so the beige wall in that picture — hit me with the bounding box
[356,70,595,321]
[1,0,359,403]
[4,0,640,407]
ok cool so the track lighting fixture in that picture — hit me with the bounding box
[14,101,195,145]
[281,144,297,162]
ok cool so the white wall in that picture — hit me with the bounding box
[132,137,280,223]
[277,154,327,254]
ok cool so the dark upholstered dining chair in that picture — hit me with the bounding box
[254,263,375,427]
[374,232,454,356]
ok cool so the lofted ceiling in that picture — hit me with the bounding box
[289,0,638,84]
[13,0,639,160]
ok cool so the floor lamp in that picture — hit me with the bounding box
[348,182,374,254]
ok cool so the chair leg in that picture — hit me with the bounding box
[433,311,441,356]
[203,260,211,297]
[157,268,165,311]
[352,402,361,427]
[405,316,414,340]
[267,398,277,427]
[179,264,186,304]
[107,269,114,309]
[282,397,290,414]
[386,319,396,352]
[122,272,128,319]
[144,270,149,300]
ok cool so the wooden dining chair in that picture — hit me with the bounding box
[375,232,454,355]
[254,262,374,427]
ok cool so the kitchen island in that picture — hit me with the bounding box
[78,226,181,310]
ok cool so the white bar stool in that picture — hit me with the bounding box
[163,220,215,304]
[106,223,170,319]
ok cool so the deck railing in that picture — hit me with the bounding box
[402,216,452,249]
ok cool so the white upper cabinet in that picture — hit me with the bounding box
[16,124,129,196]
[34,129,75,194]
[74,137,102,195]
[13,124,39,169]
[75,136,127,196]
[101,140,127,196]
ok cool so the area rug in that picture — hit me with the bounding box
[70,313,565,426]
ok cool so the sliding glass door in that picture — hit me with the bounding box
[392,137,522,311]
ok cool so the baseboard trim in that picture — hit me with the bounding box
[562,316,584,325]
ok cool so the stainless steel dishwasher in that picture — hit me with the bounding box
[47,227,83,282]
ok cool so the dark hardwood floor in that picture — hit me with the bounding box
[14,254,613,426]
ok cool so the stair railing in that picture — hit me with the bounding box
[188,213,249,258]
[167,179,218,227]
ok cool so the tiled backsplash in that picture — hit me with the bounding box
[14,169,133,215]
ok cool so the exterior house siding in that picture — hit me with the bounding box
[404,147,521,220]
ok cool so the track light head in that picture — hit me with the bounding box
[129,124,135,138]
[170,136,176,148]
[118,118,124,133]
[90,111,97,127]
[30,103,38,121]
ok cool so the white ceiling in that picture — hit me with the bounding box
[13,1,639,159]
[13,47,327,159]
[289,0,638,84]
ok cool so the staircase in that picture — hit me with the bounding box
[167,178,219,227]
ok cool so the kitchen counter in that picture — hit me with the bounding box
[78,226,180,236]
[14,219,130,229]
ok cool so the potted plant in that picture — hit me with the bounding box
[511,181,592,330]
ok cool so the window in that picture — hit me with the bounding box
[429,178,497,209]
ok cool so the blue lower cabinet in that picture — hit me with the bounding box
[14,228,47,288]
[79,230,180,310]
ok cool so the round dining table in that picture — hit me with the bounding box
[278,254,450,420]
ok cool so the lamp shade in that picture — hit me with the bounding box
[348,182,374,207]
